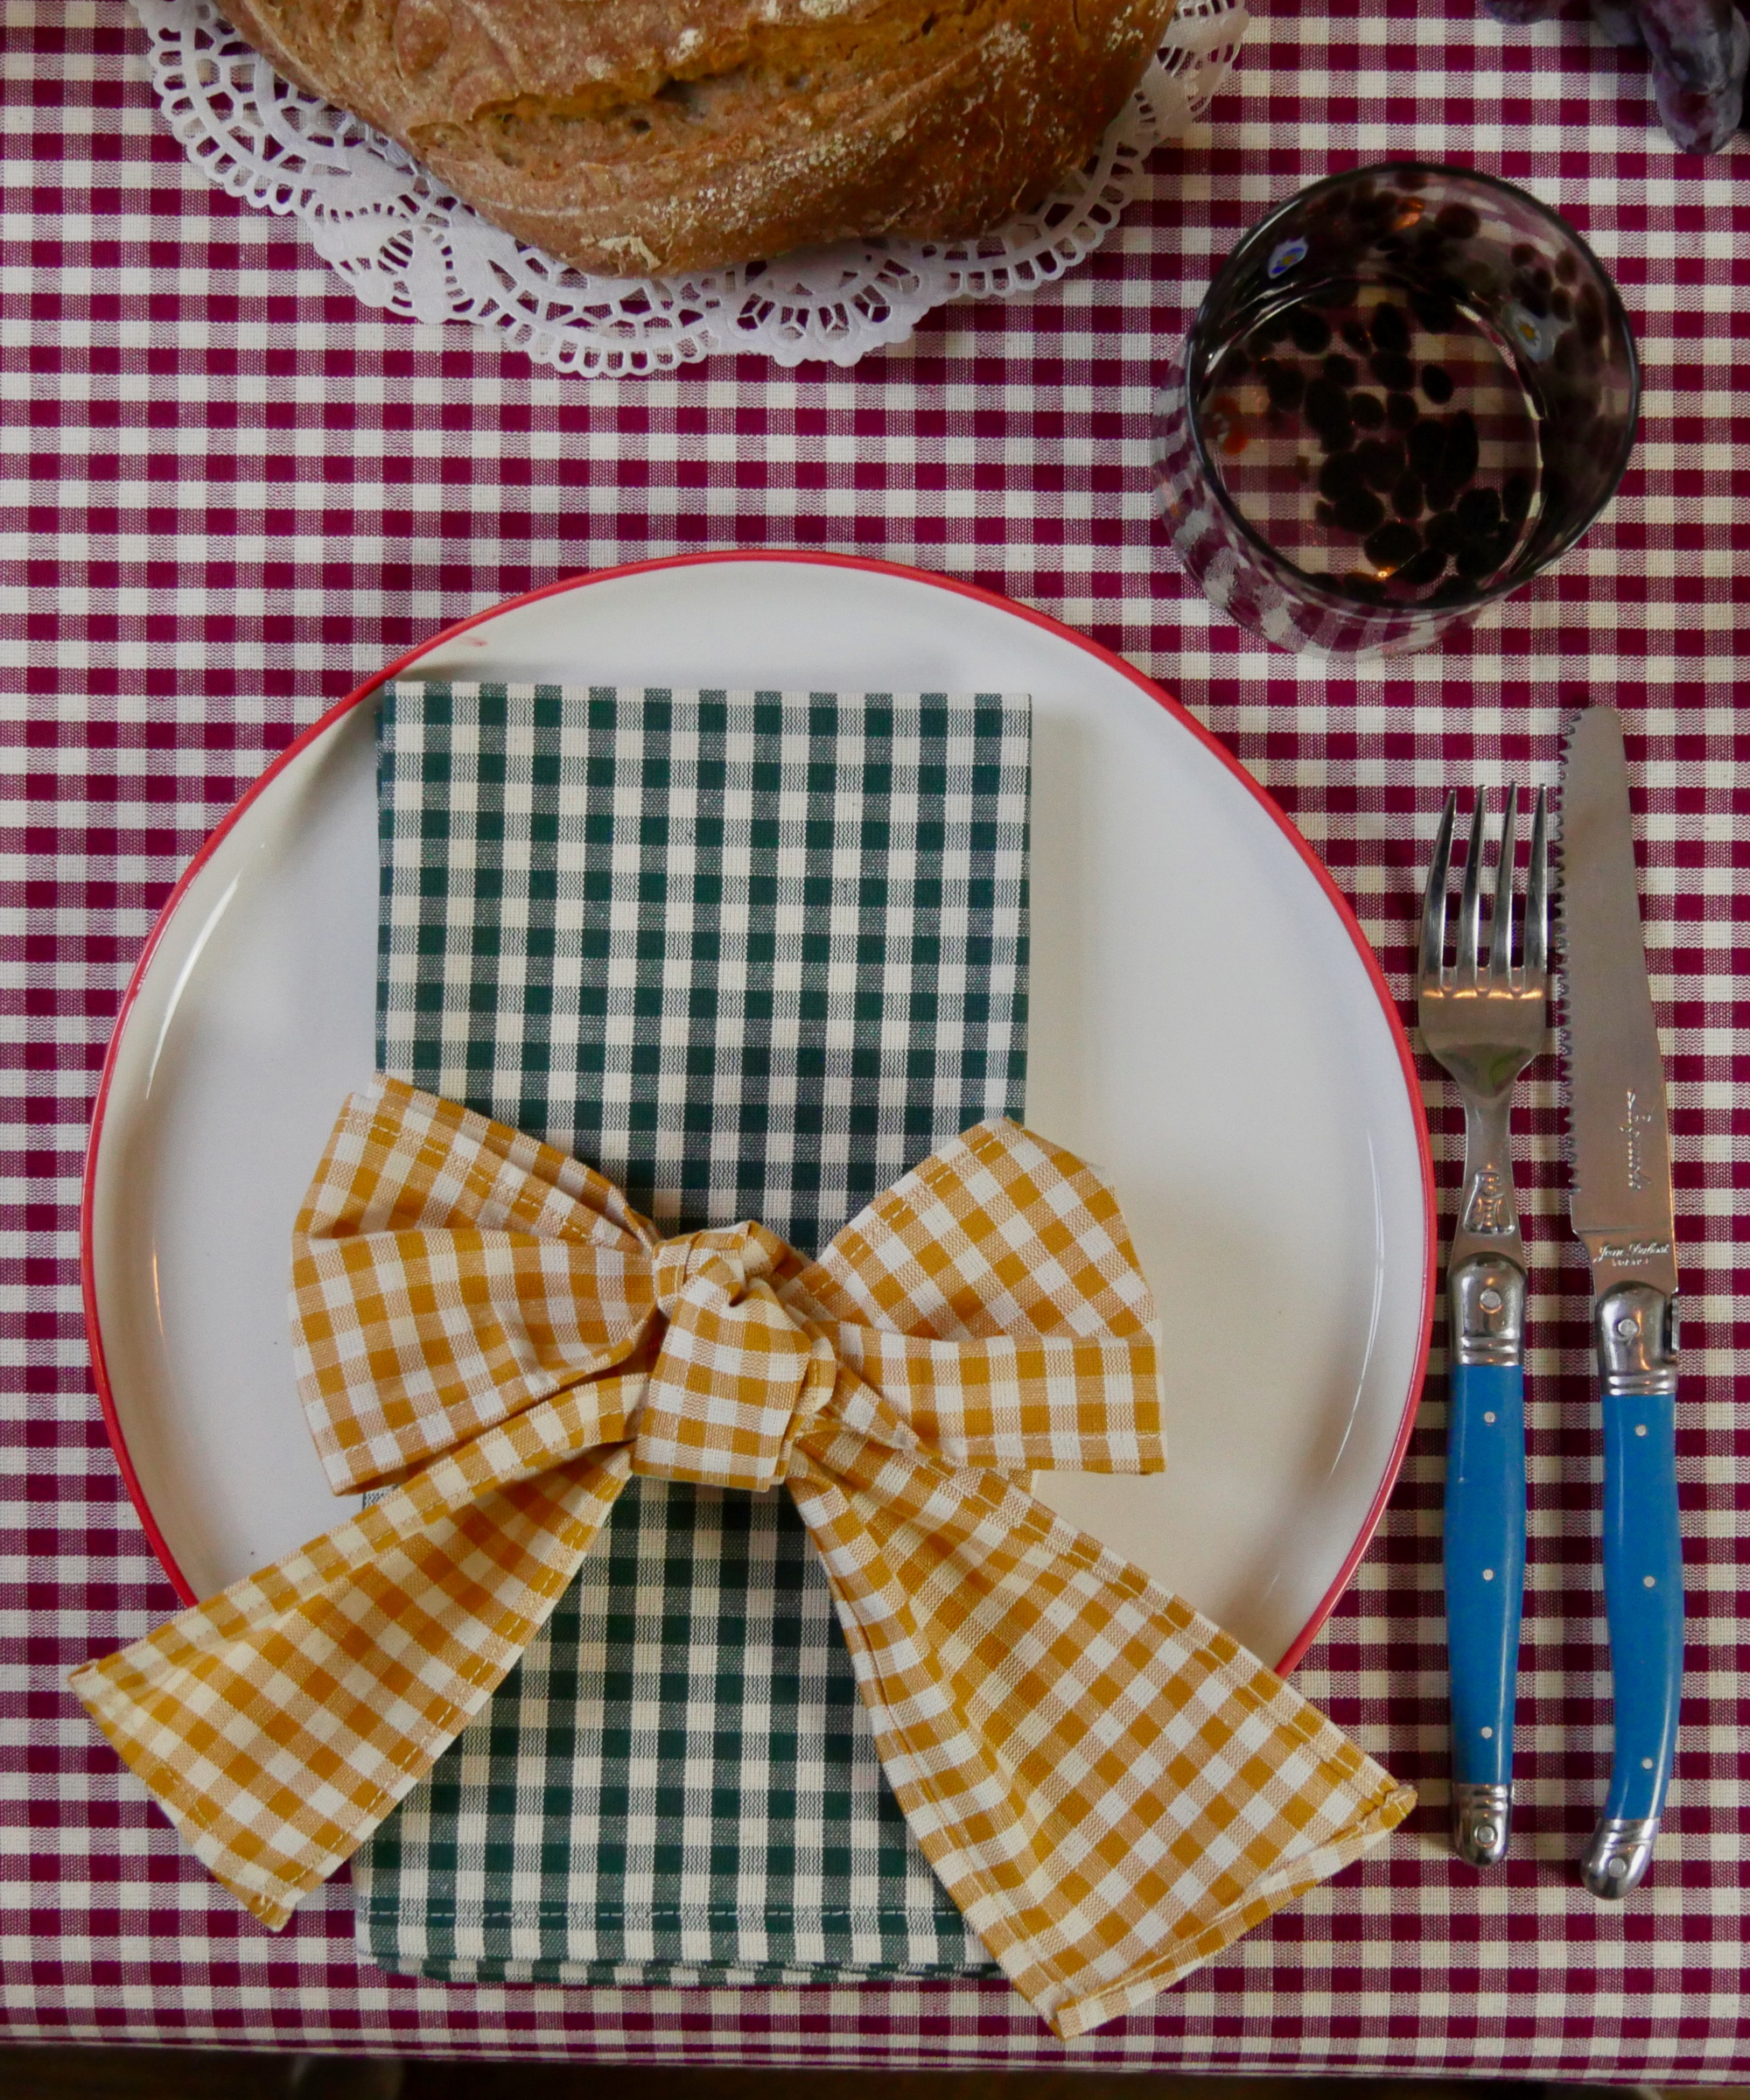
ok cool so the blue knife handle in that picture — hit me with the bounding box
[1598,1383,1684,1823]
[1579,1280,1684,1900]
[1446,1360,1526,1793]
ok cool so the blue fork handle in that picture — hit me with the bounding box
[1446,1360,1526,1794]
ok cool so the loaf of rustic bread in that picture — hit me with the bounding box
[220,0,1178,276]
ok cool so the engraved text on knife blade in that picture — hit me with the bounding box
[1594,1236,1674,1266]
[1622,1088,1655,1194]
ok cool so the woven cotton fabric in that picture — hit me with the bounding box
[72,1074,1413,2039]
[18,0,1750,2075]
[360,682,1028,1980]
[375,683,1031,1250]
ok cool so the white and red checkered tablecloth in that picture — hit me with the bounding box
[4,0,1747,2076]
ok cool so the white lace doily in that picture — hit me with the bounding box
[136,0,1249,373]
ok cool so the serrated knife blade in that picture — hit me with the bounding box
[1563,710,1678,1300]
[1559,705,1683,1905]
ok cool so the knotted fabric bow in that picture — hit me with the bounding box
[73,1077,1413,2038]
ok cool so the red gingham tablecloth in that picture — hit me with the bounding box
[5,0,1747,2076]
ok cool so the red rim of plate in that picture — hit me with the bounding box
[80,550,1436,1670]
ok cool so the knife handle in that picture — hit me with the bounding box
[1579,1277,1689,1907]
[1446,1358,1525,1849]
[1582,1282,1684,1900]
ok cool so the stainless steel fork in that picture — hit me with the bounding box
[1418,787,1549,1868]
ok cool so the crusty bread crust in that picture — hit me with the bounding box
[220,0,1179,275]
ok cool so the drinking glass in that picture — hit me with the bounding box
[1152,164,1639,656]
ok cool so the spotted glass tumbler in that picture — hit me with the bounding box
[1152,165,1639,657]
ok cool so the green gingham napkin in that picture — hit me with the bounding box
[353,682,1029,1983]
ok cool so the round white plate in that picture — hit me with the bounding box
[83,554,1432,1670]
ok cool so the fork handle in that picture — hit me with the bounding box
[1446,1355,1526,1853]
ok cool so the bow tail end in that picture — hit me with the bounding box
[1044,1774,1417,2039]
[69,1446,634,1929]
[73,1660,313,1931]
[788,1436,1415,2037]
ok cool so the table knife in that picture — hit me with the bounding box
[1560,705,1684,1900]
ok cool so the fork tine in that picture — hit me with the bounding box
[1524,785,1549,985]
[1456,793,1487,987]
[1488,786,1519,979]
[1420,792,1457,985]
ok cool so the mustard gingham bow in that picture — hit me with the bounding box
[73,1078,1413,2039]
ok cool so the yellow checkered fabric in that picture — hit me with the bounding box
[72,1078,1413,2039]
